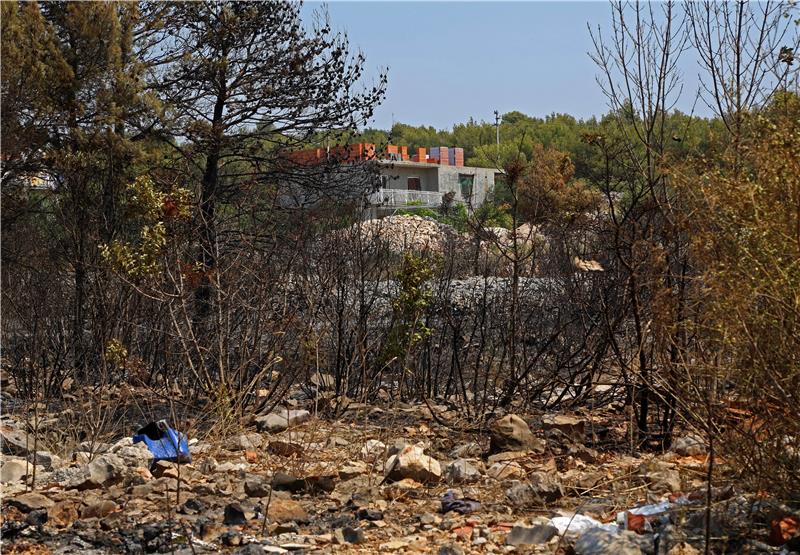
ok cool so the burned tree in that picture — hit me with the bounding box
[153,1,386,322]
[588,0,690,445]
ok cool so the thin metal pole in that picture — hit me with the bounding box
[494,110,500,158]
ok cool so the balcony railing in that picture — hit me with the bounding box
[368,188,446,208]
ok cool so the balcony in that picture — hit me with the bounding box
[368,188,445,208]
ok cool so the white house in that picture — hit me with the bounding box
[371,159,499,212]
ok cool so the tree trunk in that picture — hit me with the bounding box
[195,88,226,324]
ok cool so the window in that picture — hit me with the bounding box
[407,177,421,191]
[459,174,474,199]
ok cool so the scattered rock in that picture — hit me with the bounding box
[384,444,441,484]
[530,471,565,501]
[25,509,48,527]
[77,440,111,454]
[563,469,605,494]
[223,503,248,525]
[49,501,79,527]
[542,414,586,441]
[268,440,304,457]
[438,545,465,555]
[237,545,269,555]
[445,459,482,484]
[640,460,681,494]
[568,443,600,464]
[419,512,439,525]
[69,453,127,490]
[326,436,350,448]
[672,434,706,457]
[1,458,29,483]
[1,424,32,455]
[489,414,544,454]
[255,409,310,433]
[216,461,250,473]
[270,472,335,494]
[361,439,387,461]
[667,542,700,555]
[338,460,367,480]
[355,508,384,521]
[151,460,181,479]
[109,437,153,468]
[487,450,530,464]
[388,438,423,457]
[380,540,410,551]
[180,498,206,515]
[30,450,63,471]
[574,528,646,555]
[487,461,526,481]
[81,500,118,519]
[506,473,564,506]
[220,530,243,546]
[6,492,54,512]
[506,523,558,546]
[271,521,300,534]
[271,472,306,493]
[245,475,271,497]
[229,433,264,451]
[449,442,482,459]
[334,526,365,544]
[256,413,289,433]
[267,498,308,523]
[0,405,744,554]
[383,477,423,500]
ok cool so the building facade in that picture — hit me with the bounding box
[370,159,498,212]
[287,143,502,216]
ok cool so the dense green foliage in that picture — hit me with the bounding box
[360,109,724,180]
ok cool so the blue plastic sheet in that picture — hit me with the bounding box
[132,420,191,464]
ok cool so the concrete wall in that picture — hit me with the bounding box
[381,164,439,192]
[436,165,496,208]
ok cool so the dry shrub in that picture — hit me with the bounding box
[677,94,800,500]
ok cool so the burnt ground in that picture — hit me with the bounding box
[1,397,797,555]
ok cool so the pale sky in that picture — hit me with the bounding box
[303,1,706,130]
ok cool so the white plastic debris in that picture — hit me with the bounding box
[551,514,619,535]
[615,499,692,531]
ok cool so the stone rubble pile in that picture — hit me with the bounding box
[350,215,551,262]
[353,215,466,255]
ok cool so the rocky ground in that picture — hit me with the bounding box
[2,395,799,554]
